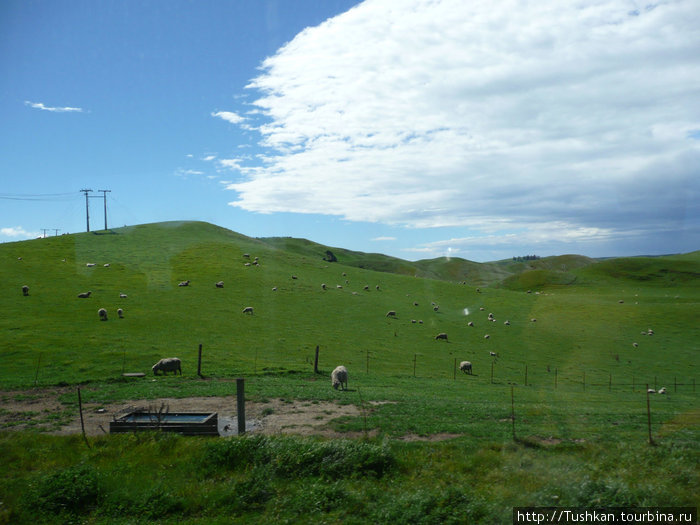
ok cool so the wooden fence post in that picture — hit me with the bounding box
[413,354,417,377]
[197,344,203,378]
[236,378,245,435]
[314,345,320,374]
[524,364,528,387]
[511,386,516,441]
[78,387,90,448]
[646,384,653,445]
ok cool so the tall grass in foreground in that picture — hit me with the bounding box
[0,431,696,524]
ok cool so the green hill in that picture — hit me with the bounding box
[1,221,698,523]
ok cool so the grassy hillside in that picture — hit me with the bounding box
[1,221,698,523]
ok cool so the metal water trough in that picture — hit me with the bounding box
[109,412,219,436]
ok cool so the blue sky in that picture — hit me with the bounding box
[1,0,698,262]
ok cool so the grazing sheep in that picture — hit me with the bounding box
[321,283,327,290]
[504,320,510,325]
[243,253,250,258]
[119,293,127,298]
[648,329,654,335]
[376,285,380,291]
[633,342,639,348]
[413,302,419,306]
[418,320,423,324]
[386,310,397,318]
[337,285,343,289]
[86,263,96,267]
[78,291,92,298]
[647,388,656,394]
[103,263,110,267]
[22,285,29,296]
[411,319,417,323]
[291,275,298,280]
[178,280,190,287]
[433,305,439,312]
[215,281,224,288]
[242,306,254,315]
[244,262,251,267]
[152,357,182,376]
[331,365,348,390]
[530,318,537,322]
[98,308,108,321]
[484,334,490,339]
[658,387,667,394]
[117,308,124,319]
[459,361,472,374]
[467,321,474,327]
[364,285,369,291]
[272,287,277,291]
[435,332,448,341]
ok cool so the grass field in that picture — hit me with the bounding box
[1,221,697,523]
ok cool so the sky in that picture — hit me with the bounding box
[1,0,698,262]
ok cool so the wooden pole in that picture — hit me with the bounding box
[511,386,516,440]
[197,343,203,378]
[413,354,417,377]
[646,384,653,445]
[314,345,320,374]
[78,387,90,448]
[34,353,42,387]
[236,378,245,435]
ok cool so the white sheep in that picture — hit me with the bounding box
[331,365,348,390]
[22,285,29,296]
[484,334,490,339]
[119,293,127,298]
[321,283,327,290]
[86,263,96,267]
[215,281,224,288]
[386,310,397,318]
[78,291,92,298]
[504,320,510,325]
[658,387,667,394]
[435,333,448,341]
[467,321,474,327]
[459,361,472,374]
[242,306,254,314]
[647,388,656,394]
[117,308,124,319]
[103,263,110,267]
[152,357,182,376]
[178,280,190,287]
[98,308,108,321]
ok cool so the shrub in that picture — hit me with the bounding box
[26,463,100,515]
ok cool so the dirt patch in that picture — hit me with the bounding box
[396,433,463,442]
[0,389,364,437]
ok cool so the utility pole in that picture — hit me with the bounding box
[80,189,92,232]
[41,228,49,238]
[53,229,60,236]
[98,189,111,230]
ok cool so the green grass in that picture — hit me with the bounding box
[1,221,698,522]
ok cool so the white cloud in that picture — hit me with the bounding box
[1,226,40,239]
[202,155,217,162]
[174,168,205,177]
[25,100,83,113]
[371,236,396,241]
[222,0,700,254]
[211,111,246,125]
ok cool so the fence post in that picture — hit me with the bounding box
[511,386,516,441]
[197,343,203,378]
[236,378,246,435]
[314,345,320,374]
[78,387,90,448]
[646,384,653,445]
[413,354,417,377]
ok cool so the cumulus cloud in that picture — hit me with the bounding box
[221,0,700,254]
[25,101,83,113]
[211,110,246,124]
[1,226,40,239]
[372,236,397,241]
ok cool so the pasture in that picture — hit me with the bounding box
[0,221,697,523]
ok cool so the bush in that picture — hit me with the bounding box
[26,463,100,515]
[200,435,394,479]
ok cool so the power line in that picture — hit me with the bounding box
[0,192,77,201]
